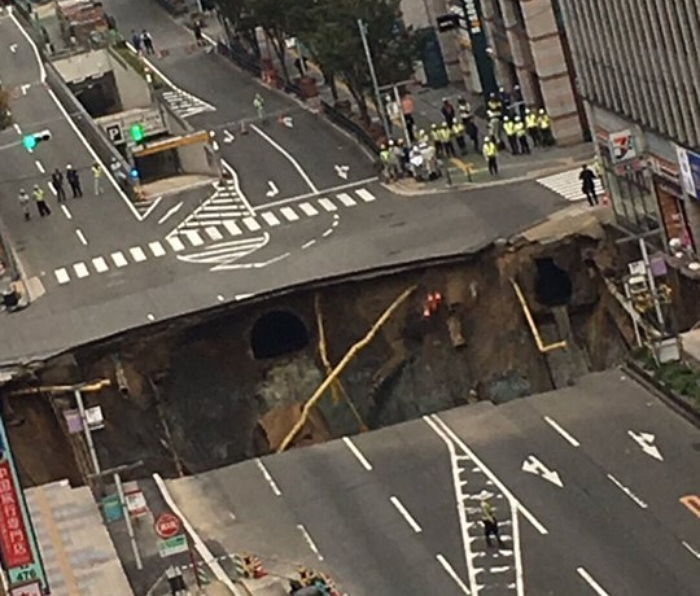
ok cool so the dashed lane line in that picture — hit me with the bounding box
[436,554,471,595]
[576,567,610,596]
[75,229,87,246]
[297,524,324,562]
[254,458,281,497]
[544,416,581,447]
[390,496,422,533]
[342,437,373,471]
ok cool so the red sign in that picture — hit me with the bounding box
[154,513,181,539]
[0,461,33,568]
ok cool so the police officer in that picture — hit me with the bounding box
[439,123,455,158]
[514,116,530,154]
[430,123,443,158]
[379,144,393,180]
[486,92,502,117]
[525,108,539,147]
[538,108,554,146]
[452,120,467,155]
[482,136,499,176]
[458,96,473,128]
[503,116,518,155]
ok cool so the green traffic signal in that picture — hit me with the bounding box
[22,134,37,152]
[129,123,145,143]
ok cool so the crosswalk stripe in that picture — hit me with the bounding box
[261,211,281,226]
[111,251,128,268]
[356,188,376,202]
[318,198,338,212]
[280,207,300,221]
[299,202,319,216]
[205,226,224,240]
[184,230,204,246]
[167,236,186,252]
[336,193,357,207]
[149,241,166,257]
[130,247,147,262]
[55,268,70,284]
[92,257,109,273]
[73,262,89,278]
[242,217,261,231]
[223,220,242,236]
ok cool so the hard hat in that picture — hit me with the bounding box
[419,129,425,135]
[490,92,496,98]
[515,116,521,121]
[539,108,545,114]
[431,123,437,129]
[389,139,395,146]
[66,164,73,169]
[503,115,510,121]
[484,136,490,142]
[380,144,386,150]
[19,188,25,193]
[525,108,531,114]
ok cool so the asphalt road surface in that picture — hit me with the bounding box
[0,4,566,365]
[161,371,700,595]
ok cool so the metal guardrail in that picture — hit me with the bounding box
[321,100,379,156]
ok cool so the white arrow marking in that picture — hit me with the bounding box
[522,455,563,488]
[266,181,279,198]
[334,164,350,180]
[282,116,293,128]
[20,84,30,95]
[627,430,663,461]
[9,44,18,54]
[223,129,235,143]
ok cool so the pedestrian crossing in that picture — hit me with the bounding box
[170,185,377,243]
[53,185,380,286]
[160,89,216,119]
[537,167,605,202]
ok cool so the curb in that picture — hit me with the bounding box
[385,157,596,196]
[622,360,700,428]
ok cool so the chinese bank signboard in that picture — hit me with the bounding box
[676,145,700,201]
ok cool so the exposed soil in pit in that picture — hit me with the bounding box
[3,223,635,486]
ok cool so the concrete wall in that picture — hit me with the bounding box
[106,48,151,110]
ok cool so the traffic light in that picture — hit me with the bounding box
[129,122,145,144]
[22,129,51,153]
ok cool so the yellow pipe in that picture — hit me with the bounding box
[511,279,567,353]
[278,285,417,453]
[6,379,112,396]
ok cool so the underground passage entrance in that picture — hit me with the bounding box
[534,257,573,306]
[251,310,309,359]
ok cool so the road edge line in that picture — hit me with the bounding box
[152,473,243,595]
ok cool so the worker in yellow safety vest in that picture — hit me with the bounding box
[538,108,554,146]
[482,136,499,176]
[502,116,518,155]
[452,121,467,155]
[525,108,539,147]
[439,123,455,157]
[514,116,530,154]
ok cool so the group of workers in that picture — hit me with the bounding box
[380,85,556,181]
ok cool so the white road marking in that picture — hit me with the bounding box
[75,229,88,246]
[205,226,224,241]
[166,236,186,252]
[250,124,319,193]
[92,257,108,273]
[342,436,373,471]
[576,567,610,596]
[318,197,338,212]
[544,416,580,447]
[336,192,357,207]
[521,455,563,488]
[54,268,70,284]
[627,430,663,461]
[49,184,57,196]
[13,123,22,135]
[157,201,183,225]
[35,160,45,174]
[130,247,147,262]
[61,205,72,219]
[301,239,316,249]
[606,473,648,509]
[9,7,46,82]
[356,188,376,202]
[322,228,333,238]
[682,540,700,560]
[297,524,324,561]
[390,496,422,533]
[183,230,204,246]
[254,458,281,496]
[260,211,280,226]
[253,176,378,211]
[223,220,242,236]
[299,202,318,216]
[436,554,471,594]
[148,241,166,257]
[111,251,128,268]
[265,181,279,198]
[73,262,89,278]
[428,414,548,535]
[242,217,261,231]
[220,160,255,214]
[280,206,299,221]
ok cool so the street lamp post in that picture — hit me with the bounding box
[357,19,391,141]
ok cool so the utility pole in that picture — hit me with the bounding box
[357,19,391,141]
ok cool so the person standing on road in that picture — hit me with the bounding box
[441,98,456,128]
[193,20,205,47]
[430,123,443,158]
[131,29,142,53]
[538,108,554,146]
[253,93,265,123]
[466,118,479,153]
[92,163,103,196]
[452,120,467,156]
[142,30,154,55]
[525,108,539,147]
[32,185,50,217]
[579,164,599,206]
[483,136,499,176]
[51,168,66,202]
[18,188,30,221]
[439,123,455,158]
[481,499,504,548]
[514,117,530,155]
[503,116,519,155]
[66,164,82,198]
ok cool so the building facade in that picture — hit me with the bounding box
[560,0,700,251]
